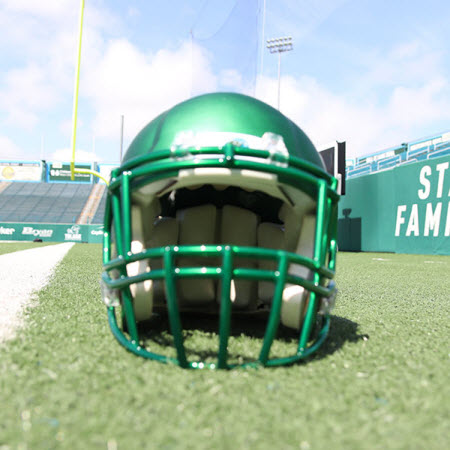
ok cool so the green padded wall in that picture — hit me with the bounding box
[0,223,103,244]
[338,155,450,255]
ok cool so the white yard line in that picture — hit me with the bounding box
[0,242,75,343]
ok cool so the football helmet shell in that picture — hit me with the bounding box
[101,92,339,369]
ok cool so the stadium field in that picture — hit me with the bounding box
[0,244,448,449]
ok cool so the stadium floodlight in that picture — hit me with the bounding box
[266,36,293,110]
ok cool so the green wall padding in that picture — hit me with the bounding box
[0,223,103,244]
[339,155,450,255]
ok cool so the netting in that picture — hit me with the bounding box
[190,0,262,97]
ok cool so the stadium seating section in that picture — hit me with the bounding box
[346,131,450,179]
[0,182,106,224]
[0,130,448,226]
[91,190,107,225]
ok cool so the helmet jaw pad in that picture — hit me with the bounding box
[126,192,317,331]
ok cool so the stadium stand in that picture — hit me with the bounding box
[346,130,450,179]
[77,184,106,224]
[91,190,107,225]
[0,182,11,194]
[0,182,93,223]
[1,130,448,229]
[427,143,450,159]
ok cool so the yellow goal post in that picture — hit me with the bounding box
[70,0,109,185]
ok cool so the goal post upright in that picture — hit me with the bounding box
[70,0,85,181]
[70,0,109,185]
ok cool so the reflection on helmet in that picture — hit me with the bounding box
[101,93,339,369]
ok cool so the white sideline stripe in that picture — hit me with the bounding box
[0,242,75,343]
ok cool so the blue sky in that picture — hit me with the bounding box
[0,0,449,164]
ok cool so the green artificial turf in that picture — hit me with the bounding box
[0,242,56,256]
[0,245,449,449]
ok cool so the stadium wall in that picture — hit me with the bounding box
[0,223,103,243]
[338,154,450,255]
[0,160,117,184]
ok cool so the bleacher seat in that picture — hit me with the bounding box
[407,146,429,160]
[91,189,107,224]
[347,132,450,179]
[428,147,450,159]
[0,182,92,223]
[377,155,400,170]
[346,163,372,178]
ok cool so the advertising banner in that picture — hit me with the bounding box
[47,162,92,183]
[88,224,104,243]
[0,161,42,181]
[338,154,450,255]
[393,156,450,254]
[0,223,103,244]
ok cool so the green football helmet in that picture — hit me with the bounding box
[101,92,339,369]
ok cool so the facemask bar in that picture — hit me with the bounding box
[101,143,339,369]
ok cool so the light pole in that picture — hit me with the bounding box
[119,114,124,162]
[266,36,293,110]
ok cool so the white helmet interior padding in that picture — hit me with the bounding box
[127,168,317,328]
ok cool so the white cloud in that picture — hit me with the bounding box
[1,0,448,164]
[255,33,450,159]
[353,40,445,97]
[0,0,79,59]
[256,69,450,158]
[83,39,217,141]
[127,7,140,19]
[268,0,349,45]
[0,135,26,160]
[0,0,118,132]
[80,30,450,160]
[387,77,449,127]
[219,69,243,89]
[0,0,74,17]
[49,148,101,163]
[0,64,60,128]
[256,74,373,154]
